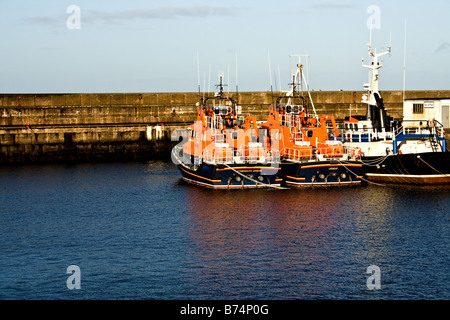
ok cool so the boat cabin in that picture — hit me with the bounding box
[403,98,450,129]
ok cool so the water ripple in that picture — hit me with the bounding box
[0,161,448,299]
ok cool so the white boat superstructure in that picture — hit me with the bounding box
[340,34,449,185]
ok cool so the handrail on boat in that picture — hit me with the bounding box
[202,143,281,165]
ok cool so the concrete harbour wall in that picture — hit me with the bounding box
[1,90,449,164]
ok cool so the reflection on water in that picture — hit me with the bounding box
[181,179,450,299]
[0,161,448,299]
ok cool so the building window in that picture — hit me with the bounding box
[413,103,424,114]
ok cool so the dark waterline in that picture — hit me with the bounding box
[0,161,448,300]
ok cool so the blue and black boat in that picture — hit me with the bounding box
[261,63,364,187]
[171,77,283,189]
[340,38,450,184]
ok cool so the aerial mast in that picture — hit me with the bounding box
[289,54,318,121]
[361,32,392,131]
[361,33,391,107]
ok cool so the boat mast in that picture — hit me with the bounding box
[197,51,201,101]
[215,74,226,100]
[288,55,318,121]
[402,19,407,102]
[362,32,391,109]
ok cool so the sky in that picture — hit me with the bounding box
[0,0,449,93]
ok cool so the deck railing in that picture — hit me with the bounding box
[202,143,280,165]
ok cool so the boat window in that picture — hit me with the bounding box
[214,106,229,115]
[307,130,313,138]
[363,125,368,131]
[272,130,280,140]
[354,124,359,130]
[413,103,424,114]
[231,132,238,139]
[345,123,349,130]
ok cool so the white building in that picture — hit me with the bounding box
[403,98,450,128]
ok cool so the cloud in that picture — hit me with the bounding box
[436,42,450,53]
[310,3,355,10]
[84,6,237,23]
[24,5,240,26]
[23,16,61,26]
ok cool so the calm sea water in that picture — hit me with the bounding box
[0,161,448,300]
